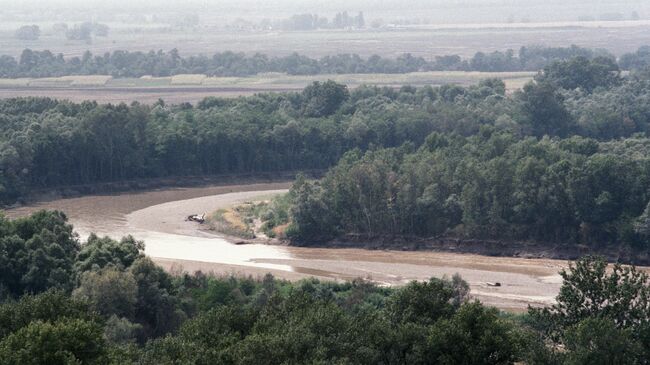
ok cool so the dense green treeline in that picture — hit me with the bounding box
[278,59,650,249]
[1,211,649,364]
[2,55,650,205]
[0,44,625,78]
[286,132,650,249]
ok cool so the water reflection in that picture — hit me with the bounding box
[136,230,293,272]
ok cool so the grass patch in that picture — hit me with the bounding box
[171,74,207,85]
[0,71,535,95]
[203,71,535,90]
[107,77,173,87]
[60,75,113,86]
[202,76,244,86]
[205,194,293,241]
[258,194,293,239]
[13,76,113,88]
[0,78,31,87]
[504,77,534,91]
[27,78,73,87]
[205,208,256,239]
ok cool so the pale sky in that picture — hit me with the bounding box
[0,0,647,24]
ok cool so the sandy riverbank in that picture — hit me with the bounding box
[126,189,289,238]
[7,181,568,311]
[123,187,567,311]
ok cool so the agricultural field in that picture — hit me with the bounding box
[1,20,650,60]
[0,71,535,104]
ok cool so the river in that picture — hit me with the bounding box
[6,182,567,311]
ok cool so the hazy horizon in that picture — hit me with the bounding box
[1,0,648,24]
[0,0,649,60]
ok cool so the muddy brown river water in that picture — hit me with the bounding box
[6,182,569,311]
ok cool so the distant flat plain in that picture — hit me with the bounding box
[0,20,649,59]
[0,71,535,104]
[1,19,645,103]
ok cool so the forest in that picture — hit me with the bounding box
[267,57,650,251]
[1,44,646,78]
[284,132,650,249]
[0,210,649,364]
[0,55,648,206]
[0,56,649,254]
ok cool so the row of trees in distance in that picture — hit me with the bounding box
[3,44,648,78]
[14,22,110,42]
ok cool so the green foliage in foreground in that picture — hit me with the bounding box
[0,211,78,297]
[1,319,107,365]
[527,256,650,364]
[1,212,649,364]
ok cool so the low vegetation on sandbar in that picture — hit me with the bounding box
[206,194,293,240]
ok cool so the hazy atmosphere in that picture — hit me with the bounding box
[2,1,650,364]
[1,0,650,58]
